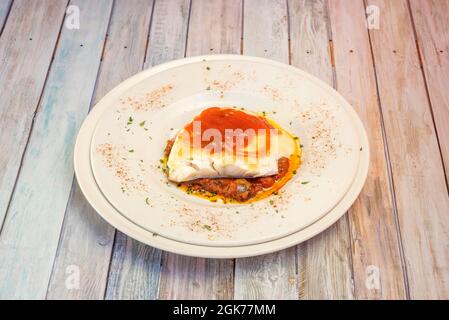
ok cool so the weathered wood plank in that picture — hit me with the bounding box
[289,0,353,300]
[145,0,191,69]
[47,181,115,299]
[328,0,407,299]
[0,0,12,33]
[234,0,297,300]
[366,0,449,299]
[106,231,162,300]
[105,0,191,300]
[186,0,242,55]
[0,0,67,229]
[157,0,242,300]
[0,0,112,299]
[409,0,449,186]
[158,255,234,300]
[47,0,154,300]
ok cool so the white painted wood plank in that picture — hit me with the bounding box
[186,0,242,55]
[145,0,190,69]
[367,0,449,299]
[288,0,354,300]
[0,0,112,299]
[0,0,12,33]
[329,0,407,299]
[234,0,297,300]
[0,0,67,229]
[242,0,289,63]
[157,0,242,300]
[105,232,162,300]
[409,0,449,186]
[105,0,191,300]
[47,181,115,299]
[47,0,154,300]
[158,255,234,300]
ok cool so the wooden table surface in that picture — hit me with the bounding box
[0,0,448,300]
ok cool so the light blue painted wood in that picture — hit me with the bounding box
[144,0,191,69]
[0,0,113,299]
[47,0,155,300]
[0,0,68,230]
[0,0,12,33]
[106,0,191,300]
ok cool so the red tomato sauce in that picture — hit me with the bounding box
[184,107,273,151]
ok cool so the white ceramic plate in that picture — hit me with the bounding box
[88,55,362,247]
[74,57,369,258]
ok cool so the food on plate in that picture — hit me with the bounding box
[164,107,301,203]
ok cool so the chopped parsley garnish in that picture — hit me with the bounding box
[206,66,211,71]
[145,197,150,205]
[128,149,134,153]
[301,181,310,185]
[203,224,212,231]
[139,121,146,127]
[127,116,133,125]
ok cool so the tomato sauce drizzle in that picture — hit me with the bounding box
[184,107,273,152]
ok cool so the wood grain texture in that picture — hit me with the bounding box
[328,0,407,299]
[47,0,154,300]
[288,0,354,300]
[159,255,234,300]
[47,182,115,299]
[0,0,67,229]
[186,0,242,55]
[106,0,190,300]
[366,0,449,299]
[0,0,112,299]
[242,0,289,63]
[0,0,12,33]
[145,0,191,69]
[106,232,162,300]
[234,0,297,300]
[409,0,449,186]
[157,0,242,300]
